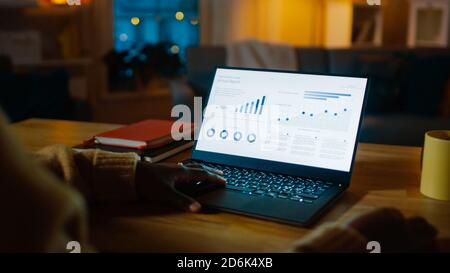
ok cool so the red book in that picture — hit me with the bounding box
[87,119,193,150]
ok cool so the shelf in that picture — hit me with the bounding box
[22,5,84,16]
[99,76,179,101]
[0,0,37,8]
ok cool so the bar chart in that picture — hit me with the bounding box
[235,96,267,115]
[304,91,352,101]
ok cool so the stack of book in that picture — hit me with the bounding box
[84,119,194,163]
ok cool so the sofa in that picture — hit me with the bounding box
[180,46,450,146]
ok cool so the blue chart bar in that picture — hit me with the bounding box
[237,96,267,115]
[259,96,266,115]
[304,96,327,101]
[254,99,260,114]
[304,91,351,101]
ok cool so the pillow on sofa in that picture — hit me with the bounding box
[355,54,405,114]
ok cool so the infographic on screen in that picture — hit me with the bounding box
[195,68,368,172]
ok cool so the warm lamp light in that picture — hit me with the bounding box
[51,0,67,4]
[39,0,92,6]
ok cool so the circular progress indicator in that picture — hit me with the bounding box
[220,130,229,139]
[233,132,243,141]
[207,128,215,137]
[247,133,257,143]
[207,128,256,143]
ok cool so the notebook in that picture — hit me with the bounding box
[89,119,193,150]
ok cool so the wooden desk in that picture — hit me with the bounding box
[11,118,450,252]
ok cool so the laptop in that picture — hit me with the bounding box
[185,67,369,225]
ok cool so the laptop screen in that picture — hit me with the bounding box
[195,68,368,172]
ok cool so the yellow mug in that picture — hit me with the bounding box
[420,130,450,201]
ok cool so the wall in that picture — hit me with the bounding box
[200,0,324,46]
[200,0,419,48]
[323,0,353,47]
[261,0,324,46]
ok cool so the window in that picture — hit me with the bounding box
[113,0,199,61]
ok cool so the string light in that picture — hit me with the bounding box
[190,18,199,25]
[170,45,180,54]
[119,33,128,42]
[131,17,140,26]
[175,11,185,21]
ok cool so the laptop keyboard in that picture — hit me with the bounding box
[200,162,335,204]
